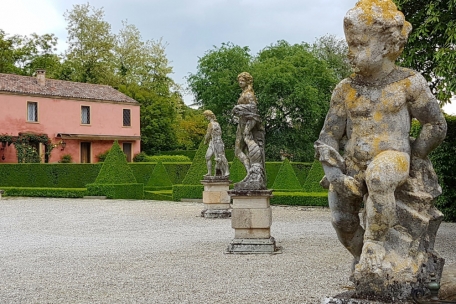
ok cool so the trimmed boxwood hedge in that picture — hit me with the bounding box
[181,141,209,185]
[145,161,173,190]
[172,184,204,201]
[303,161,327,193]
[2,187,87,198]
[129,163,156,185]
[163,162,192,185]
[0,163,101,188]
[144,190,173,201]
[86,183,144,200]
[271,192,328,206]
[272,159,302,191]
[291,162,313,186]
[265,162,282,188]
[157,149,235,162]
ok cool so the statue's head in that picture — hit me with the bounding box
[237,72,253,88]
[344,0,412,74]
[203,110,216,120]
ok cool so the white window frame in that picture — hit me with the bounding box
[81,105,91,125]
[27,101,38,122]
[123,108,131,127]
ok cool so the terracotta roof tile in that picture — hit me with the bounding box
[0,73,138,104]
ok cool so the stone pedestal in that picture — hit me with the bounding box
[200,177,231,219]
[226,190,278,254]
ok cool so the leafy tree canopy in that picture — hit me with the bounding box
[393,0,456,104]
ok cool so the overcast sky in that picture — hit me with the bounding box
[0,0,454,113]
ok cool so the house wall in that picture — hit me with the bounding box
[0,93,140,163]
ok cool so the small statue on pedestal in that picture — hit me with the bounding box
[316,0,447,301]
[203,110,229,178]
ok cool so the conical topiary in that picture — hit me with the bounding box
[146,161,173,189]
[302,160,327,192]
[272,159,302,191]
[94,141,137,184]
[181,140,209,185]
[229,157,247,184]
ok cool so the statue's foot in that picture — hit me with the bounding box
[356,241,385,275]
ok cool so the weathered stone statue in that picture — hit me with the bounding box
[316,0,447,301]
[233,72,266,190]
[203,110,229,177]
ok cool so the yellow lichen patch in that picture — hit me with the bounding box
[373,111,383,122]
[392,153,409,173]
[354,0,402,26]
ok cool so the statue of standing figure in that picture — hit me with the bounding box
[316,0,447,300]
[203,110,229,178]
[232,72,266,190]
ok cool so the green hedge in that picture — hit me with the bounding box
[229,158,247,184]
[129,163,156,185]
[181,141,209,185]
[0,163,101,188]
[271,159,302,191]
[156,149,235,161]
[94,141,137,184]
[2,187,87,198]
[291,162,313,186]
[172,184,204,201]
[265,162,282,188]
[146,161,173,189]
[145,155,191,162]
[271,192,328,206]
[163,162,192,184]
[144,190,173,201]
[303,161,327,193]
[86,183,144,199]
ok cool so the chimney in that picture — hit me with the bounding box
[36,69,46,86]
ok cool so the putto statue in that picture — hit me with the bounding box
[203,110,229,178]
[315,0,447,300]
[232,72,266,190]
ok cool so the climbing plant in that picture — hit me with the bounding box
[12,133,54,163]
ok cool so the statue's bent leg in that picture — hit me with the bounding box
[329,188,364,261]
[360,151,410,272]
[235,137,249,171]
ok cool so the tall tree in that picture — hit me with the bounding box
[63,3,116,85]
[187,40,338,161]
[393,0,456,104]
[187,42,252,144]
[310,34,352,81]
[253,40,337,161]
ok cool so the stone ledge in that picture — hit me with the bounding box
[228,189,273,197]
[225,237,280,254]
[201,209,231,219]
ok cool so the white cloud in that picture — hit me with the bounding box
[0,0,65,36]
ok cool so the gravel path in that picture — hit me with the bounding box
[1,198,455,303]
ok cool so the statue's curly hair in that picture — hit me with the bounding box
[237,72,253,85]
[203,110,216,120]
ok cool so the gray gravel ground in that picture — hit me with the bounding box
[1,198,455,304]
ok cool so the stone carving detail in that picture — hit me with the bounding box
[203,110,229,178]
[315,0,447,300]
[233,72,266,190]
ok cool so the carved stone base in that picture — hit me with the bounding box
[201,209,231,219]
[226,189,277,254]
[201,177,231,218]
[226,237,279,254]
[324,291,413,304]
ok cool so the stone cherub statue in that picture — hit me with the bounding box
[203,110,229,178]
[315,0,447,300]
[232,72,266,190]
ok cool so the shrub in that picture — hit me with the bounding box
[181,141,209,185]
[86,183,144,199]
[144,190,173,201]
[172,184,204,201]
[146,155,191,162]
[129,163,156,184]
[96,150,110,162]
[94,141,137,184]
[145,161,173,190]
[3,187,87,198]
[265,162,283,188]
[59,154,73,163]
[163,162,192,184]
[271,192,328,206]
[133,152,148,162]
[272,159,302,191]
[291,162,313,186]
[303,161,327,193]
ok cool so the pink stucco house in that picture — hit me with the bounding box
[0,70,140,163]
